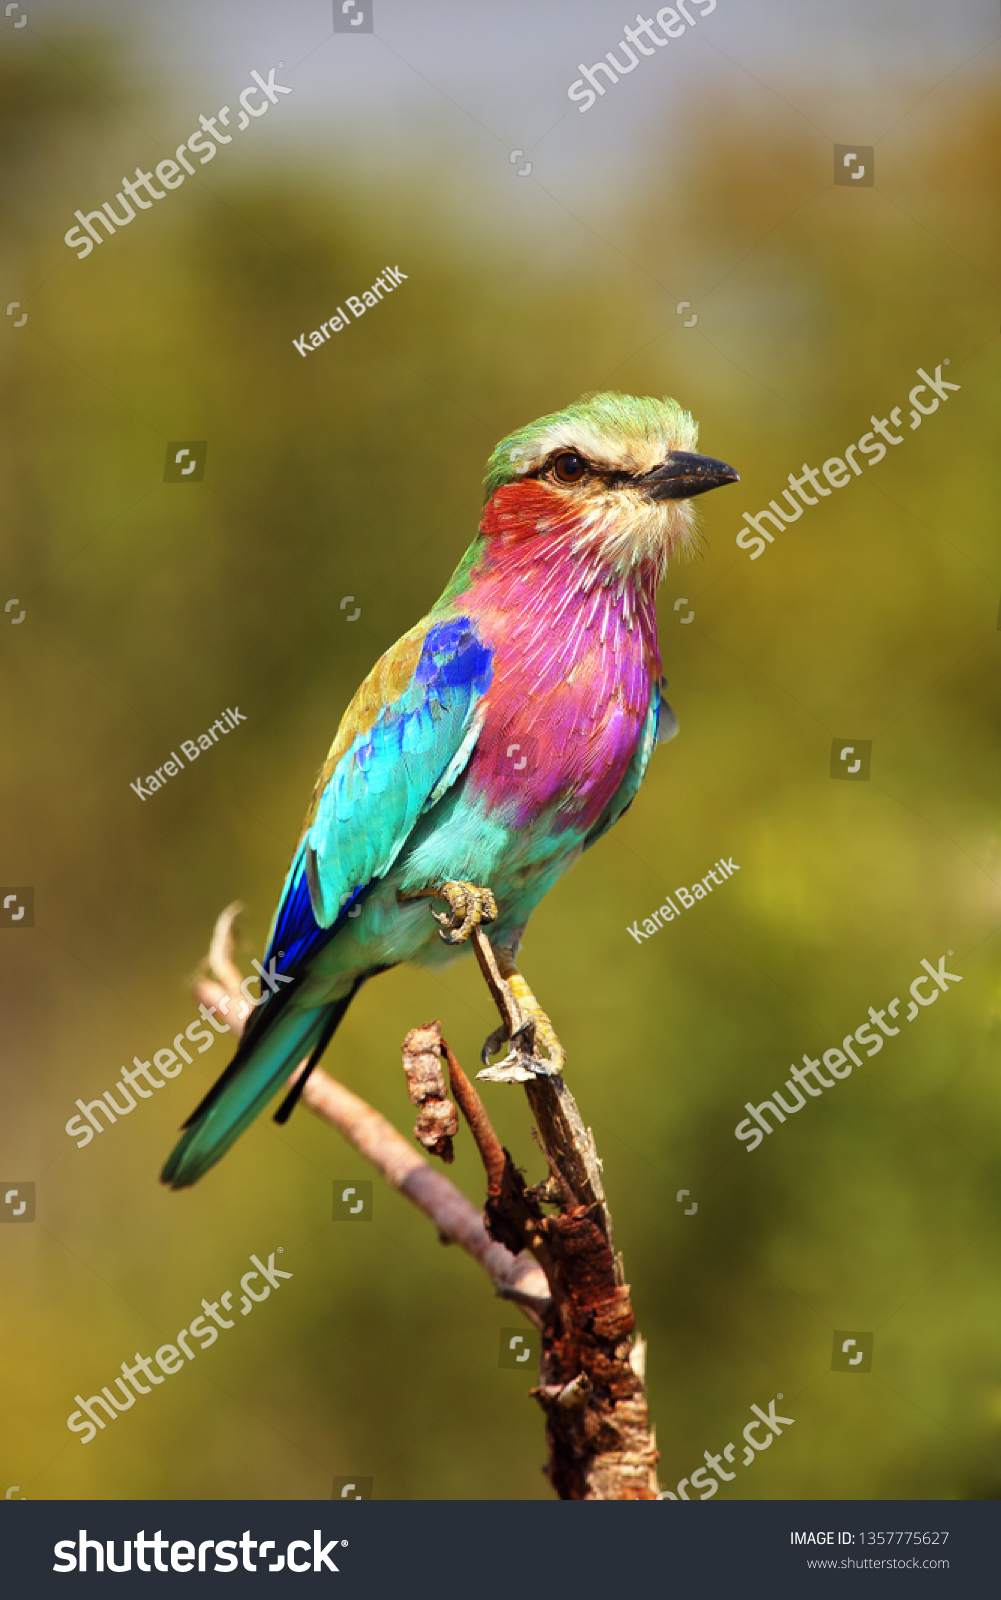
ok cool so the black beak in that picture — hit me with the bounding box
[639,451,740,501]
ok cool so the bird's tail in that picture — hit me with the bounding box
[160,990,356,1190]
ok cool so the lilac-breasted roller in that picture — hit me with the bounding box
[162,392,738,1188]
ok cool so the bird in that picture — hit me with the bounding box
[161,391,738,1188]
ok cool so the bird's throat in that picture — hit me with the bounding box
[477,482,667,623]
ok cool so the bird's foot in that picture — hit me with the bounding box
[431,880,498,945]
[477,959,565,1083]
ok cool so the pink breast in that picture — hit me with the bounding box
[467,585,659,833]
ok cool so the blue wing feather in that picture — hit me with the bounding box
[262,844,366,980]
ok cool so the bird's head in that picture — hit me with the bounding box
[481,391,738,586]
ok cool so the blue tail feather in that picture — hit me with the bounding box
[161,1001,334,1189]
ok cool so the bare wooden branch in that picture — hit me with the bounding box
[440,1037,506,1194]
[467,926,661,1500]
[205,900,245,995]
[442,1035,552,1268]
[194,909,550,1317]
[467,924,527,1038]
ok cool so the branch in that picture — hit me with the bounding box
[194,905,550,1317]
[467,926,661,1500]
[192,903,660,1497]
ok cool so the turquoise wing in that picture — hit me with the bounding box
[160,615,494,1189]
[301,616,493,929]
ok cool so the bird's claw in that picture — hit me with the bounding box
[477,1017,562,1083]
[481,1023,510,1066]
[432,880,498,945]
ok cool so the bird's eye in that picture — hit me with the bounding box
[552,452,588,484]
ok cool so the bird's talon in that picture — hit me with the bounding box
[481,1024,510,1066]
[432,880,497,945]
[479,994,564,1081]
[480,1016,536,1068]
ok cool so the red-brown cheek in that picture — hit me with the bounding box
[479,481,570,540]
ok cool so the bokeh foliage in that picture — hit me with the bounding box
[1,24,999,1500]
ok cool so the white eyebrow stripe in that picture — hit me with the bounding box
[527,432,674,477]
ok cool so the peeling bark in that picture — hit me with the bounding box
[402,1022,458,1161]
[451,933,662,1499]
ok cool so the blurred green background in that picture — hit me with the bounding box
[1,3,999,1501]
